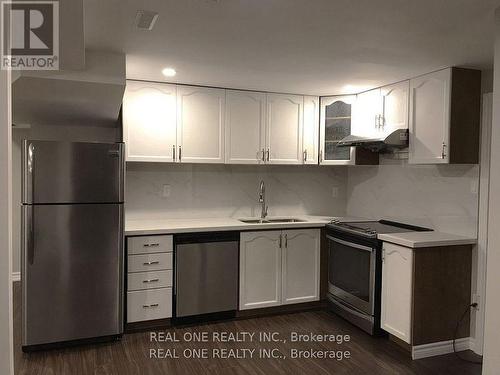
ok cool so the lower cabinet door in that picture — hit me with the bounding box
[127,288,172,323]
[239,231,282,310]
[381,243,413,343]
[282,229,320,304]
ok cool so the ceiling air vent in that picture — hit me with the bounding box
[135,10,159,31]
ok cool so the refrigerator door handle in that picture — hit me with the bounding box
[23,205,35,265]
[23,142,35,204]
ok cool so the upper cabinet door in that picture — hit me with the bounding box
[319,95,356,165]
[303,96,319,164]
[381,81,409,135]
[123,81,177,162]
[266,94,303,165]
[352,88,383,139]
[176,86,225,164]
[225,90,266,164]
[409,69,451,164]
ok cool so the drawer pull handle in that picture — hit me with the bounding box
[143,261,160,265]
[143,243,160,247]
[143,278,160,283]
[142,303,159,309]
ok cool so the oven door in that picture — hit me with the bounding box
[327,235,376,315]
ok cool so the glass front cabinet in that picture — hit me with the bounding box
[319,95,357,165]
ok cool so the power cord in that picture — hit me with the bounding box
[453,303,482,365]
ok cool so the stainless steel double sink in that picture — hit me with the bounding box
[239,218,306,224]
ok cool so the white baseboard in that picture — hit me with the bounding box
[11,272,20,282]
[412,337,471,360]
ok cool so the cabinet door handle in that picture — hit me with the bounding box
[143,243,160,248]
[442,143,447,159]
[172,145,176,161]
[143,261,160,266]
[143,278,160,284]
[261,148,265,162]
[266,148,270,162]
[303,149,308,163]
[285,234,288,248]
[178,146,182,162]
[279,234,282,248]
[142,303,159,309]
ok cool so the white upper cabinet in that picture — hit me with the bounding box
[381,243,413,344]
[319,95,356,165]
[282,229,320,304]
[409,69,451,164]
[176,86,225,164]
[381,81,409,135]
[352,88,383,139]
[266,93,303,164]
[225,90,266,164]
[123,81,177,162]
[302,96,319,164]
[239,231,282,310]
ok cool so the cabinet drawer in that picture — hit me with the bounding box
[127,270,173,291]
[128,235,173,255]
[127,288,172,323]
[128,253,172,273]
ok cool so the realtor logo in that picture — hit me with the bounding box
[1,1,59,70]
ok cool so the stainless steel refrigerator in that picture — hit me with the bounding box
[21,140,125,350]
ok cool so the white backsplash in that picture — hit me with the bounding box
[125,164,347,220]
[346,157,479,237]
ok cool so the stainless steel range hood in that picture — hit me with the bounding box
[337,129,409,152]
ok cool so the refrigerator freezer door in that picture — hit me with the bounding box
[22,204,123,346]
[22,140,124,204]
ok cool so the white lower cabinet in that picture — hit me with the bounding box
[381,242,414,343]
[126,236,174,323]
[282,229,321,304]
[239,231,282,309]
[127,288,172,323]
[239,229,320,310]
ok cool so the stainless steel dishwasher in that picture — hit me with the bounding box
[174,232,239,321]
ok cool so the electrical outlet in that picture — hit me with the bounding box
[161,184,171,198]
[331,187,339,198]
[471,180,479,195]
[472,294,480,309]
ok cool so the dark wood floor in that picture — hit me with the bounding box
[13,282,482,375]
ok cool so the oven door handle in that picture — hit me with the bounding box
[326,235,375,252]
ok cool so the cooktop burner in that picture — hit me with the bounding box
[327,219,432,239]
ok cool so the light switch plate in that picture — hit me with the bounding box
[331,187,339,198]
[161,184,171,198]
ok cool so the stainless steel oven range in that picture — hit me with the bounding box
[326,220,431,335]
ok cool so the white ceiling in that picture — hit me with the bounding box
[84,0,499,95]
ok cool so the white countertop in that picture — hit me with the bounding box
[125,215,365,236]
[377,232,477,248]
[126,216,477,249]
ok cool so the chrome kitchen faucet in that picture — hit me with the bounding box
[259,180,268,221]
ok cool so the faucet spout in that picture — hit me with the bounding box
[259,180,268,220]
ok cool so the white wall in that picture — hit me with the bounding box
[482,9,500,374]
[11,125,119,274]
[346,158,479,236]
[125,163,347,221]
[0,70,14,375]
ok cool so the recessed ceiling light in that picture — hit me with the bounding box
[162,68,176,77]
